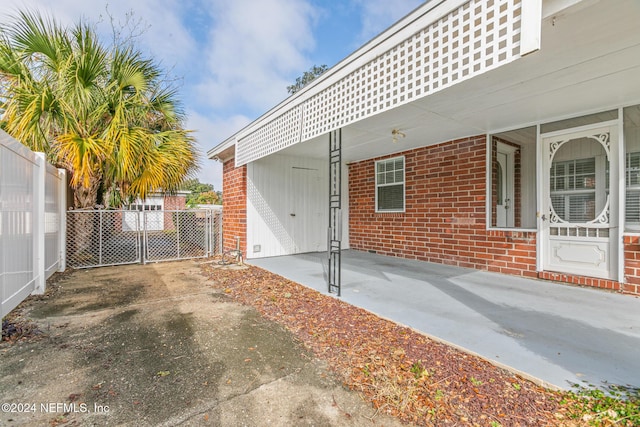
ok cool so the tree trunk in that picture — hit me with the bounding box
[72,175,101,208]
[68,175,102,266]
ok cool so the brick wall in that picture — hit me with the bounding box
[349,136,538,278]
[623,235,640,295]
[349,135,640,295]
[164,195,186,210]
[163,195,187,230]
[222,159,247,255]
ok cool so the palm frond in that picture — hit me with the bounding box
[56,132,106,188]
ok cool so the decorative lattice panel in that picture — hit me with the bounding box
[236,0,523,166]
[235,105,303,167]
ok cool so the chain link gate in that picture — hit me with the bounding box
[66,209,222,269]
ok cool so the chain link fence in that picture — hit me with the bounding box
[66,209,222,269]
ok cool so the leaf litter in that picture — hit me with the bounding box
[202,263,568,426]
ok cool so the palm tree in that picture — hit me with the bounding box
[0,10,198,208]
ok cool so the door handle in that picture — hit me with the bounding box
[290,213,296,217]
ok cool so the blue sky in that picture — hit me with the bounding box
[1,0,424,191]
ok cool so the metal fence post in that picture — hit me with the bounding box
[99,210,103,265]
[218,212,223,255]
[141,211,145,264]
[176,211,181,258]
[206,210,210,256]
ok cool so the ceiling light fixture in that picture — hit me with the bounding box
[391,128,406,143]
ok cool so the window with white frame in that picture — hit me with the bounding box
[627,152,640,225]
[375,157,404,212]
[625,104,640,230]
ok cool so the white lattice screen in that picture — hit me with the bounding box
[236,0,523,166]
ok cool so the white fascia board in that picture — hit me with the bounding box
[521,0,542,56]
[207,137,236,160]
[216,0,468,145]
[542,0,599,19]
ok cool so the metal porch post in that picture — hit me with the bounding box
[328,129,342,295]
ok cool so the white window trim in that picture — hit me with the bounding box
[625,151,640,231]
[375,156,405,213]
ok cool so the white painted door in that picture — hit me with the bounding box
[290,167,325,253]
[496,145,515,227]
[541,123,618,279]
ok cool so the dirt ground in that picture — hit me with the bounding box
[0,260,408,427]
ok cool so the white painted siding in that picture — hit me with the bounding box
[247,155,330,258]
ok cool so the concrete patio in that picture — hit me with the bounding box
[249,250,640,391]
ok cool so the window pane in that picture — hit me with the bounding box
[568,194,595,222]
[386,171,394,183]
[377,172,385,185]
[628,153,640,186]
[551,195,565,219]
[625,105,640,229]
[626,190,640,223]
[378,184,404,211]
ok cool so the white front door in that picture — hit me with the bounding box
[496,144,515,227]
[541,123,618,279]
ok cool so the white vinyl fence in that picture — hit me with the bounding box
[1,130,66,318]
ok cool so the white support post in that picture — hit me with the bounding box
[618,108,625,283]
[520,0,542,56]
[33,153,46,294]
[58,168,67,272]
[535,124,543,273]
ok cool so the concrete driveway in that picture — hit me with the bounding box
[0,260,406,427]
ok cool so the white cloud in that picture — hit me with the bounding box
[193,0,319,114]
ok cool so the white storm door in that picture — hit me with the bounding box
[541,123,618,279]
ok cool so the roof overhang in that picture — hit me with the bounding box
[280,0,640,163]
[207,137,236,163]
[209,0,640,165]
